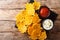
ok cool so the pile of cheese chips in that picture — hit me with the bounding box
[16,0,47,40]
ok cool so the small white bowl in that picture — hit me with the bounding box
[42,19,53,30]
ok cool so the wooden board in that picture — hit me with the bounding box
[0,0,29,9]
[0,10,21,20]
[0,0,60,40]
[0,0,60,9]
[0,9,60,20]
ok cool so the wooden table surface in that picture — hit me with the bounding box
[0,0,60,40]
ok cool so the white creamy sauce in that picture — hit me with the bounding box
[43,19,53,30]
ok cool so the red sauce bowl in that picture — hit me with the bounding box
[39,6,50,18]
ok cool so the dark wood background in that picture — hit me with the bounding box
[0,0,60,40]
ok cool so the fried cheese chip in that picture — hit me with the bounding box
[33,1,41,10]
[16,1,47,40]
[24,15,33,25]
[39,30,47,40]
[25,3,35,15]
[32,13,41,23]
[17,23,28,33]
[30,29,41,39]
[16,10,26,23]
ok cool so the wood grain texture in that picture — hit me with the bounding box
[0,0,29,9]
[0,20,59,32]
[0,0,60,9]
[0,8,59,20]
[0,32,30,40]
[0,10,21,20]
[13,32,30,40]
[0,20,59,40]
[51,9,60,15]
[45,0,60,8]
[0,33,13,40]
[46,32,60,40]
[36,0,60,8]
[0,21,17,32]
[57,15,60,20]
[0,0,60,40]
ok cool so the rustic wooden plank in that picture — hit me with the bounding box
[51,9,60,15]
[55,15,60,20]
[0,21,17,32]
[0,32,13,40]
[0,31,60,40]
[0,0,60,9]
[35,0,60,8]
[45,0,60,8]
[0,8,60,20]
[0,9,22,20]
[47,32,60,40]
[0,20,59,32]
[51,21,60,33]
[54,20,60,25]
[0,20,59,40]
[0,32,30,40]
[13,32,30,40]
[0,0,29,9]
